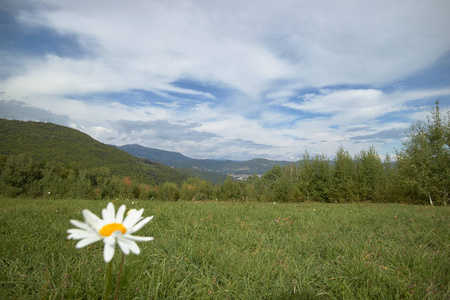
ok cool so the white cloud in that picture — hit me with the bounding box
[1,0,449,160]
[283,88,450,125]
[4,0,450,99]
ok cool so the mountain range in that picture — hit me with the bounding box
[115,144,294,180]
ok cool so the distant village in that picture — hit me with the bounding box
[229,174,261,180]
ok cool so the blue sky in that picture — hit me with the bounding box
[1,0,449,161]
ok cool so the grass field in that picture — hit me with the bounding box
[0,199,449,299]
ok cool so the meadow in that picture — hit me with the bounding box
[0,199,449,299]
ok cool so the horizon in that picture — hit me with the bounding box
[1,1,449,161]
[116,142,402,163]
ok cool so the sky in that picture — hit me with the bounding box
[1,0,449,161]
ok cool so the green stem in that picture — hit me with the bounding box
[113,253,125,300]
[104,260,113,300]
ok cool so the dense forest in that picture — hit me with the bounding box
[0,101,448,205]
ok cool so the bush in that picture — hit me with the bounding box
[180,178,214,201]
[158,182,180,201]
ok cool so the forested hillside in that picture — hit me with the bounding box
[0,119,188,185]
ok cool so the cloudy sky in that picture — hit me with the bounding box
[1,0,449,161]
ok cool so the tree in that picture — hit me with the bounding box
[383,153,403,203]
[309,153,333,202]
[243,173,263,201]
[180,177,213,201]
[355,147,385,202]
[298,150,312,201]
[217,176,243,201]
[158,182,180,201]
[397,100,449,205]
[427,101,450,205]
[297,151,333,202]
[0,154,44,197]
[332,146,357,202]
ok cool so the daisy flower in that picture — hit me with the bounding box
[67,202,154,262]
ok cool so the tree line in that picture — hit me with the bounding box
[0,101,448,205]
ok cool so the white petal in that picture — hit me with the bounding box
[104,234,117,245]
[103,242,115,263]
[125,235,154,242]
[115,205,126,223]
[69,219,92,231]
[128,241,140,255]
[102,203,115,223]
[127,216,153,234]
[123,209,144,229]
[118,237,140,255]
[67,229,92,239]
[75,235,102,248]
[117,239,131,255]
[82,209,102,229]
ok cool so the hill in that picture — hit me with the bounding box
[115,144,229,184]
[0,119,188,185]
[117,144,193,163]
[175,167,229,184]
[115,144,294,178]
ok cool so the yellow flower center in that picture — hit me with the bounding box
[99,223,127,237]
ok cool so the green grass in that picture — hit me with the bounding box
[0,199,449,299]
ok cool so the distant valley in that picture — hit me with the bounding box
[115,144,295,180]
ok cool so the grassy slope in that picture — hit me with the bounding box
[0,119,188,185]
[0,199,448,299]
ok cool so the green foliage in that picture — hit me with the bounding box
[176,167,228,184]
[258,165,299,202]
[298,150,313,201]
[382,154,403,203]
[137,183,158,200]
[216,176,243,201]
[332,146,357,202]
[309,153,333,202]
[157,182,180,201]
[180,177,214,201]
[241,173,263,201]
[355,146,386,202]
[0,156,166,201]
[0,154,44,197]
[397,101,450,205]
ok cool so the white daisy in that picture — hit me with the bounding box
[67,202,154,262]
